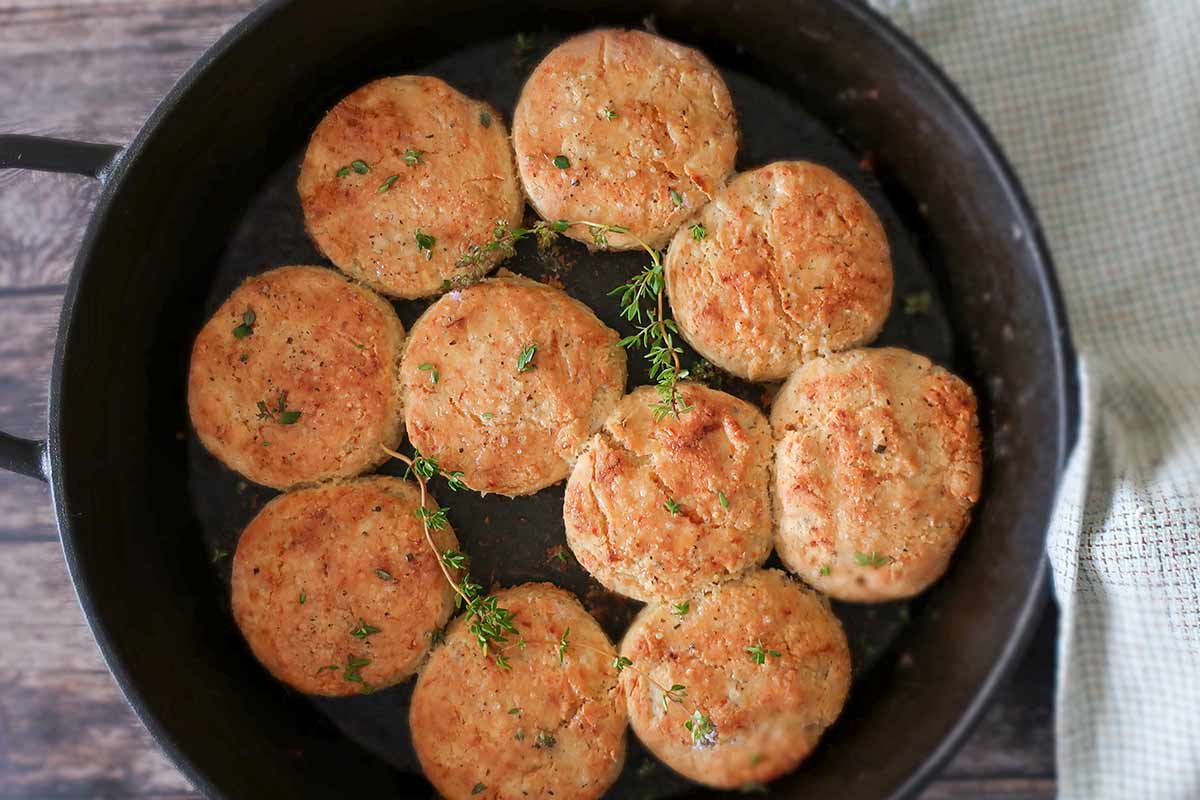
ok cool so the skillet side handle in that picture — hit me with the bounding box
[0,135,122,179]
[0,435,48,482]
[0,134,124,482]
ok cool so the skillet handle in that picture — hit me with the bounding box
[0,134,123,482]
[0,135,121,180]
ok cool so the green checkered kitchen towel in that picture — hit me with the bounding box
[870,1,1200,797]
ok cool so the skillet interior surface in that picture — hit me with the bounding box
[50,2,1075,798]
[190,30,952,795]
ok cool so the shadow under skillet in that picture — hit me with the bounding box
[187,31,960,797]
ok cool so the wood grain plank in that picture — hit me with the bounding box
[0,0,254,288]
[0,290,62,541]
[0,542,194,796]
[0,0,256,141]
[0,171,99,291]
[0,289,58,439]
[0,542,105,672]
[0,670,195,797]
[0,478,57,543]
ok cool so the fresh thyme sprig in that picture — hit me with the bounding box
[455,219,563,269]
[350,619,381,640]
[232,308,255,338]
[343,655,371,690]
[256,390,301,425]
[516,343,538,373]
[403,448,467,491]
[607,238,690,420]
[556,628,570,664]
[537,630,717,748]
[379,442,715,745]
[380,444,514,666]
[854,550,894,567]
[456,218,689,418]
[745,642,781,665]
[686,710,718,747]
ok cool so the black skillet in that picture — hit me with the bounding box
[0,1,1078,797]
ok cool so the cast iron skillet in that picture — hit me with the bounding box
[0,1,1078,797]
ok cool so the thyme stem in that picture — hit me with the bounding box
[456,218,688,418]
[379,435,712,740]
[379,444,517,661]
[380,444,471,607]
[520,637,697,713]
[656,275,682,416]
[493,632,715,746]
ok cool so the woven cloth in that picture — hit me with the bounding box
[869,1,1200,796]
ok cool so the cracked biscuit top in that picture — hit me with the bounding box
[298,76,523,299]
[410,583,627,800]
[512,29,739,251]
[400,272,627,496]
[230,477,458,695]
[619,570,850,788]
[770,347,982,602]
[563,383,773,602]
[664,161,893,381]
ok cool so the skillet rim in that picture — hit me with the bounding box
[45,1,1081,798]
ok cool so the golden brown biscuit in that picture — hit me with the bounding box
[619,570,850,788]
[563,383,773,602]
[410,583,627,800]
[770,348,983,602]
[512,29,738,250]
[188,265,405,489]
[230,477,457,696]
[298,76,523,298]
[401,272,626,496]
[665,161,893,381]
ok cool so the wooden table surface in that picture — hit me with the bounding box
[0,2,1057,797]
